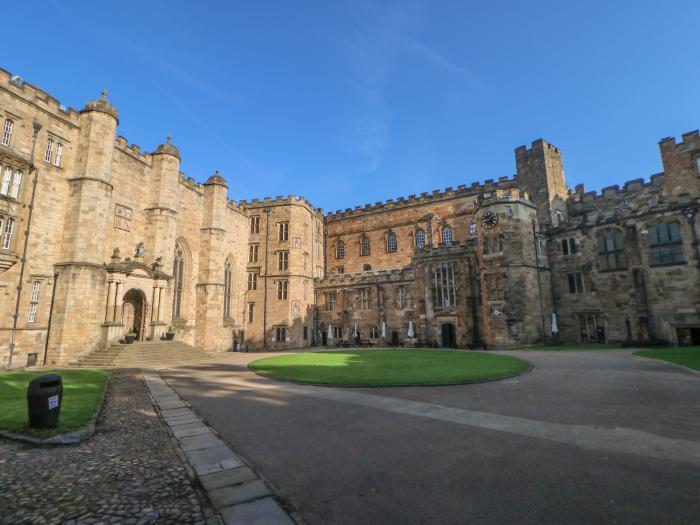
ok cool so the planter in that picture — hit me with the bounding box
[165,332,175,341]
[124,335,135,344]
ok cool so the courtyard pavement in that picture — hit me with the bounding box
[160,349,700,524]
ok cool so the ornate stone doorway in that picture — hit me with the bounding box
[123,288,147,341]
[441,323,456,348]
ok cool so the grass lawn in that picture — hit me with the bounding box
[250,349,530,386]
[633,347,700,372]
[520,343,624,351]
[0,368,110,437]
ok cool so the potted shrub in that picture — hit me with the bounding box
[165,326,175,341]
[124,329,136,344]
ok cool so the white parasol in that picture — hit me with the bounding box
[327,324,334,342]
[381,322,386,338]
[551,313,559,334]
[407,321,415,338]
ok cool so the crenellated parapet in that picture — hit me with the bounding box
[324,176,518,222]
[239,194,324,217]
[316,267,414,288]
[177,171,205,194]
[0,67,81,125]
[115,136,153,165]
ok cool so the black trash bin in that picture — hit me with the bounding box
[27,374,63,429]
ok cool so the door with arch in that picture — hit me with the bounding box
[441,323,456,348]
[123,288,147,341]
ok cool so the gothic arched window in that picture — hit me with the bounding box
[360,236,370,256]
[172,245,185,319]
[223,258,232,318]
[415,229,425,248]
[442,225,453,246]
[387,232,397,253]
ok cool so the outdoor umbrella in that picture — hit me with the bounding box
[551,312,558,334]
[407,321,415,338]
[327,324,334,342]
[381,322,386,339]
[353,323,357,337]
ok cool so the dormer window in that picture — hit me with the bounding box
[1,119,13,146]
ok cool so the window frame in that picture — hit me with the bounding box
[360,236,370,256]
[1,119,13,146]
[247,271,258,290]
[277,279,288,300]
[597,229,626,271]
[2,217,14,250]
[248,244,259,263]
[386,232,397,253]
[247,303,254,323]
[335,241,345,259]
[278,250,289,270]
[325,292,337,311]
[250,216,260,234]
[223,258,232,318]
[27,281,40,323]
[415,228,426,248]
[44,138,54,163]
[442,225,453,246]
[172,245,185,319]
[278,221,289,241]
[648,221,685,267]
[433,261,457,308]
[54,142,63,167]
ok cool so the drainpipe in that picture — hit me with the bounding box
[7,121,41,369]
[43,271,59,365]
[262,207,271,349]
[532,218,547,343]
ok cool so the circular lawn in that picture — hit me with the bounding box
[249,349,530,386]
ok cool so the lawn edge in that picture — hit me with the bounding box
[0,370,111,446]
[629,351,700,377]
[247,353,533,388]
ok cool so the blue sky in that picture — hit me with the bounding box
[7,1,699,212]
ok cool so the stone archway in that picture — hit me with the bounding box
[123,288,147,341]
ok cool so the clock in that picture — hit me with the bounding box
[481,211,498,229]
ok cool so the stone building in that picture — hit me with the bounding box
[0,69,698,367]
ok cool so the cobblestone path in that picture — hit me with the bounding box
[0,369,208,525]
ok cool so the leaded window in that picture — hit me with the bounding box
[248,244,259,263]
[278,251,289,270]
[648,222,684,266]
[598,230,626,271]
[433,262,457,307]
[28,281,40,323]
[250,216,260,234]
[1,119,13,146]
[54,143,63,167]
[442,226,453,246]
[358,289,370,310]
[277,280,288,300]
[397,287,411,309]
[9,170,21,198]
[2,217,13,250]
[278,222,288,241]
[1,166,12,195]
[247,271,258,290]
[325,292,337,311]
[387,232,397,252]
[360,236,370,256]
[336,241,345,259]
[45,138,54,163]
[172,245,185,319]
[415,229,425,248]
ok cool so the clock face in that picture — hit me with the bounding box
[481,211,498,229]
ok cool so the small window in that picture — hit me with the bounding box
[360,236,370,256]
[44,138,54,163]
[248,244,259,263]
[28,281,40,323]
[277,280,288,300]
[397,287,411,309]
[1,119,13,146]
[369,326,379,339]
[415,229,425,248]
[278,222,289,241]
[363,263,372,272]
[336,266,344,274]
[303,326,308,340]
[442,226,453,246]
[561,238,577,255]
[278,251,289,270]
[469,222,477,237]
[567,273,584,294]
[250,216,260,234]
[247,303,254,322]
[336,241,345,259]
[325,292,337,311]
[387,232,397,253]
[247,271,258,290]
[695,156,700,175]
[598,230,626,271]
[54,143,63,167]
[2,218,14,250]
[358,289,370,310]
[275,326,286,343]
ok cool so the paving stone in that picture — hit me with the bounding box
[179,433,225,452]
[186,446,242,468]
[173,426,212,438]
[165,415,199,425]
[159,399,187,410]
[161,407,192,418]
[170,421,210,432]
[209,480,272,510]
[220,497,294,525]
[199,467,258,491]
[195,463,224,476]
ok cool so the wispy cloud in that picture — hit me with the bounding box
[401,37,481,87]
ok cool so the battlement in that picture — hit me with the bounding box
[239,194,323,216]
[318,266,413,286]
[177,171,204,193]
[0,68,80,124]
[659,129,700,150]
[115,136,152,165]
[514,138,561,160]
[324,176,518,221]
[478,188,531,205]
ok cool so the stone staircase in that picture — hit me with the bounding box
[72,340,213,368]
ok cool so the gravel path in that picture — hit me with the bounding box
[0,369,208,525]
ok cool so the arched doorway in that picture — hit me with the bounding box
[123,288,147,341]
[441,323,456,348]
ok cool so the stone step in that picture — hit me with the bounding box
[72,340,214,367]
